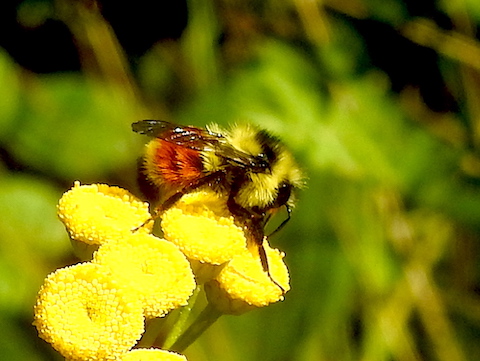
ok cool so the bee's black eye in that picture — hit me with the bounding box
[249,156,270,172]
[256,153,271,170]
[273,182,292,208]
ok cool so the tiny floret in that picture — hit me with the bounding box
[33,262,145,361]
[161,191,246,265]
[40,167,296,356]
[57,181,152,246]
[205,239,290,315]
[93,233,196,318]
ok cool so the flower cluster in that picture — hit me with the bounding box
[34,181,290,360]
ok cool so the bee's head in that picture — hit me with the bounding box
[226,123,304,211]
[271,182,293,208]
[250,153,272,173]
[239,142,303,210]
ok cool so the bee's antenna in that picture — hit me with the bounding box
[266,204,291,238]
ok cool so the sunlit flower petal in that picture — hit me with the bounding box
[33,262,145,361]
[204,239,290,315]
[57,182,152,246]
[93,233,196,318]
[161,191,246,266]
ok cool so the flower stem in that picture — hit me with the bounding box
[168,302,223,352]
[162,285,202,349]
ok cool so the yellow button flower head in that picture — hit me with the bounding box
[57,182,152,246]
[93,233,196,318]
[121,348,187,361]
[205,239,290,315]
[33,262,145,361]
[161,190,246,266]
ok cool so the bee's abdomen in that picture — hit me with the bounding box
[146,139,204,188]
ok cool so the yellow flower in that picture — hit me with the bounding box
[93,233,196,318]
[33,262,145,361]
[204,239,290,315]
[120,348,187,361]
[161,190,246,265]
[57,182,152,246]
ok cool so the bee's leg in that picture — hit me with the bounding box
[225,179,265,243]
[131,216,155,233]
[257,241,286,294]
[226,185,285,293]
[249,217,285,293]
[226,177,263,221]
[160,171,227,211]
[159,192,186,212]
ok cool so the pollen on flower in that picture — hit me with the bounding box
[33,262,145,361]
[57,182,152,246]
[161,190,246,265]
[93,233,196,318]
[120,348,187,361]
[204,239,290,315]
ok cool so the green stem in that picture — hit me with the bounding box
[162,285,202,349]
[169,302,223,352]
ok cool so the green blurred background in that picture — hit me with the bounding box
[1,0,480,360]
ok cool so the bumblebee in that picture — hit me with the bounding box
[132,120,303,289]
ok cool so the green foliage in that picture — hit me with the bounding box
[0,175,69,314]
[2,0,480,361]
[3,74,139,180]
[0,50,20,135]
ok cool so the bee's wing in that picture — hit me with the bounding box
[132,120,224,151]
[215,145,270,171]
[132,120,178,136]
[133,120,266,170]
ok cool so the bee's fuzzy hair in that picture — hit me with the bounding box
[225,123,304,210]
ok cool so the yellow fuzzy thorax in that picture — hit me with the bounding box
[207,123,304,209]
[226,123,264,155]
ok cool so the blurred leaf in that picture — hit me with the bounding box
[138,44,177,101]
[0,316,48,361]
[0,49,20,137]
[440,0,480,23]
[465,1,480,21]
[177,39,324,139]
[0,175,69,315]
[180,0,220,90]
[6,74,139,181]
[16,0,53,28]
[364,0,407,25]
[317,19,368,79]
